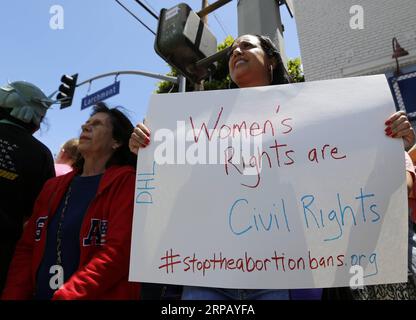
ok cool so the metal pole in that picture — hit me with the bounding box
[195,46,231,69]
[194,0,210,91]
[76,70,178,87]
[395,57,401,76]
[201,0,209,23]
[237,0,288,68]
[178,75,187,92]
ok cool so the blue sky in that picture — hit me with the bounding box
[0,0,300,157]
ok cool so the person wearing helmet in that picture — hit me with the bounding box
[0,81,55,294]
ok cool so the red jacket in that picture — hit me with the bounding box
[2,165,140,300]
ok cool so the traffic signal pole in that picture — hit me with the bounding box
[178,75,186,93]
[194,0,210,92]
[237,0,288,68]
[193,0,233,91]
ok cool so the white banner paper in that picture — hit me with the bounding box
[129,75,407,289]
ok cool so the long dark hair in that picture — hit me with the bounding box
[256,35,291,85]
[228,34,291,88]
[75,102,137,170]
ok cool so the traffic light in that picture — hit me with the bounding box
[155,3,217,84]
[57,74,78,109]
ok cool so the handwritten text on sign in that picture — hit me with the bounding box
[129,75,407,289]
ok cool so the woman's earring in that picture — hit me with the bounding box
[269,65,274,84]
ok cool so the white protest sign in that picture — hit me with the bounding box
[129,75,407,289]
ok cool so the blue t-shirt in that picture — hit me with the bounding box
[34,174,102,300]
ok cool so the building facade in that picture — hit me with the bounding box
[294,0,416,123]
[294,0,416,80]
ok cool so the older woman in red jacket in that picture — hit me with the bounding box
[2,103,140,300]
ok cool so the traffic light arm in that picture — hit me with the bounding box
[76,70,178,87]
[195,46,232,69]
[55,70,179,109]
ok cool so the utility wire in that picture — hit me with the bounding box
[134,0,159,20]
[142,0,159,15]
[206,1,231,38]
[213,12,229,37]
[114,0,156,35]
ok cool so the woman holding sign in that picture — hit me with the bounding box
[2,103,140,300]
[129,34,415,300]
[130,35,415,151]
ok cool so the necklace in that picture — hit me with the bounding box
[56,185,72,266]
